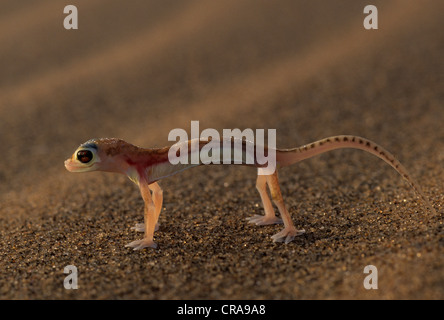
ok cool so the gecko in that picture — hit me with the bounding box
[64,135,436,250]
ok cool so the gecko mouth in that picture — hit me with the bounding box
[64,158,96,172]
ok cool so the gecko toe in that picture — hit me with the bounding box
[271,228,305,243]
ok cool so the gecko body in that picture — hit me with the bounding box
[65,135,436,250]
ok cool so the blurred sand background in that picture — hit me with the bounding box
[0,0,442,299]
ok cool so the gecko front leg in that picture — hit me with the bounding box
[131,182,163,233]
[125,179,158,250]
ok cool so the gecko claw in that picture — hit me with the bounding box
[246,214,283,225]
[125,239,157,250]
[271,227,305,244]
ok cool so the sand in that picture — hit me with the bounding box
[0,0,442,299]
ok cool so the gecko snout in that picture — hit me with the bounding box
[64,158,75,172]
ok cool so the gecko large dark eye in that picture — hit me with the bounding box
[77,150,93,163]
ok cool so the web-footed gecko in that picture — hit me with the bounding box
[65,135,436,250]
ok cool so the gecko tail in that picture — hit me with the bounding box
[276,135,437,215]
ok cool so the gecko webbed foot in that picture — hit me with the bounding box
[246,214,283,225]
[271,227,305,244]
[125,238,157,250]
[130,223,145,232]
[131,223,160,232]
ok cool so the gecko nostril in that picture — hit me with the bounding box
[77,150,93,163]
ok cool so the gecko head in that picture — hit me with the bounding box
[64,139,102,173]
[65,138,132,173]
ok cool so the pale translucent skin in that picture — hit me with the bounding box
[65,136,436,250]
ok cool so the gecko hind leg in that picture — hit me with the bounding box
[246,173,283,225]
[266,171,305,243]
